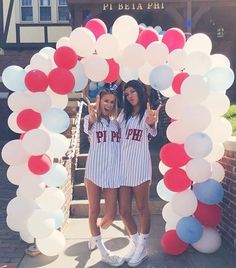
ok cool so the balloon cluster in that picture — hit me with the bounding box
[157,34,234,254]
[1,15,234,256]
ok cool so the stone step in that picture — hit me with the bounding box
[70,198,165,218]
[73,180,161,200]
[77,153,88,168]
[75,168,85,184]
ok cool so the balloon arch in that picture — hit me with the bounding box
[1,15,234,256]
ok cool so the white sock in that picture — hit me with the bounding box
[93,235,109,257]
[139,233,149,249]
[130,232,139,246]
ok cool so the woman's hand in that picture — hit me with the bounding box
[88,95,100,124]
[145,103,161,127]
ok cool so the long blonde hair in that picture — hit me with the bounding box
[97,88,118,121]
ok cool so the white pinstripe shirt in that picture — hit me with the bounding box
[84,115,121,188]
[118,110,157,187]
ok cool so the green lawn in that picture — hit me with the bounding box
[224,104,236,136]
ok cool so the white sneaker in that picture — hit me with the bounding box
[128,244,148,267]
[102,254,125,267]
[88,237,97,251]
[124,242,136,262]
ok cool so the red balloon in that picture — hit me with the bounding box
[164,168,192,192]
[161,230,188,255]
[54,46,78,69]
[162,28,186,52]
[194,201,222,227]
[25,69,48,92]
[28,154,51,175]
[104,59,120,83]
[172,72,189,94]
[17,109,42,131]
[160,143,191,168]
[137,28,159,48]
[48,68,75,95]
[85,18,107,39]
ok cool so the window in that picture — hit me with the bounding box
[21,0,33,22]
[39,0,51,21]
[58,0,70,21]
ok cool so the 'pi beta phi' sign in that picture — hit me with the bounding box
[103,2,164,11]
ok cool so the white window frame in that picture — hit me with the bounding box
[57,0,70,22]
[20,0,33,22]
[39,0,52,22]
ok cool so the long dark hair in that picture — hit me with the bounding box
[123,80,148,123]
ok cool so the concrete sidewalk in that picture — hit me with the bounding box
[18,215,236,268]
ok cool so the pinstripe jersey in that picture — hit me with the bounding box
[118,110,157,187]
[84,115,121,188]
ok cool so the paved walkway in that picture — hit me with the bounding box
[18,216,236,268]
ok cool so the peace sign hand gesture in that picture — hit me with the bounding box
[145,102,161,127]
[88,95,100,124]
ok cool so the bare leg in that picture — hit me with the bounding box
[100,188,118,229]
[85,179,101,236]
[133,181,151,234]
[118,186,137,235]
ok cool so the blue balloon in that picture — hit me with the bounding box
[176,216,203,244]
[50,210,65,229]
[206,66,234,92]
[43,163,67,187]
[42,108,70,133]
[149,65,174,91]
[193,179,224,205]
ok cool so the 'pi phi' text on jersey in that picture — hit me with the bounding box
[84,115,121,188]
[118,110,158,187]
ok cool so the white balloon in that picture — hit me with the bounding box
[7,164,30,185]
[30,92,51,113]
[204,117,232,143]
[138,63,154,85]
[185,158,211,183]
[112,15,139,49]
[1,139,29,166]
[7,91,31,112]
[20,228,34,243]
[146,41,169,66]
[185,51,212,75]
[156,179,175,202]
[181,105,211,132]
[70,27,96,57]
[83,55,109,82]
[36,187,65,211]
[120,43,146,69]
[162,202,181,223]
[165,94,188,120]
[27,209,55,239]
[8,112,24,133]
[211,54,230,68]
[22,128,51,156]
[159,86,176,98]
[18,176,46,199]
[211,162,225,182]
[46,133,69,158]
[36,230,66,256]
[202,92,230,116]
[181,75,209,104]
[30,52,52,74]
[158,161,170,175]
[46,88,68,109]
[192,227,221,253]
[167,120,192,144]
[184,33,212,54]
[204,143,225,162]
[168,49,187,71]
[96,33,119,59]
[171,189,198,217]
[119,66,139,83]
[56,37,71,48]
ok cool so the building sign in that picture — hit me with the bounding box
[103,2,164,11]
